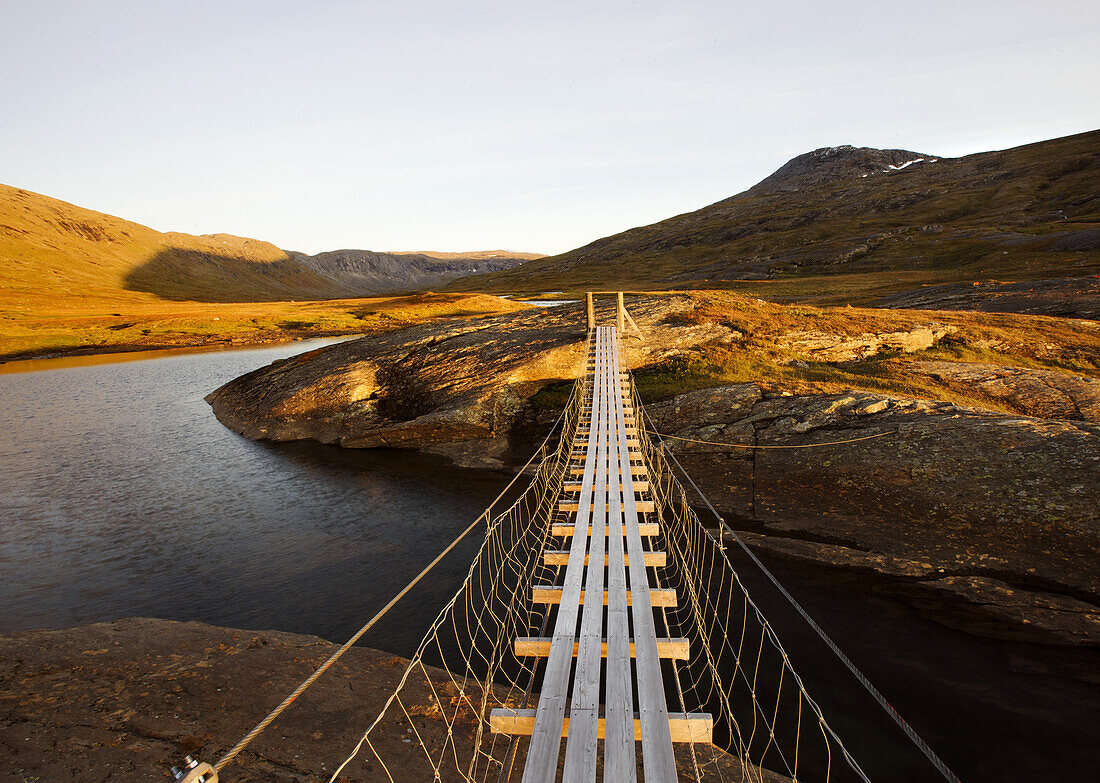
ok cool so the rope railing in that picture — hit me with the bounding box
[631,377,963,783]
[184,316,959,783]
[203,397,576,780]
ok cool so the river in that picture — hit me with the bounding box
[0,341,1095,782]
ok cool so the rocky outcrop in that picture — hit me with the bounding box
[0,618,766,783]
[776,323,955,361]
[903,360,1100,420]
[206,296,735,468]
[647,385,1100,644]
[207,299,1099,641]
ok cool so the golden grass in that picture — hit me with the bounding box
[0,183,529,359]
[0,293,527,360]
[628,291,1100,414]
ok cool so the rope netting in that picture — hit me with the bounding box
[630,380,870,783]
[324,376,584,783]
[317,361,874,783]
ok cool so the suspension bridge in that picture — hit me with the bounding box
[171,293,959,783]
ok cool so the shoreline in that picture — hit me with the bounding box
[0,327,367,366]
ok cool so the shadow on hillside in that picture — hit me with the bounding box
[123,247,346,302]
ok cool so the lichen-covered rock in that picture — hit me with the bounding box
[0,619,767,783]
[904,360,1100,420]
[775,323,955,361]
[648,386,1100,643]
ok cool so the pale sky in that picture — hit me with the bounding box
[1,1,1097,255]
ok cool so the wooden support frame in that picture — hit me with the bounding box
[490,710,713,744]
[514,637,689,660]
[530,586,678,607]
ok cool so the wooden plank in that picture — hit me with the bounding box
[569,465,646,476]
[574,438,641,448]
[551,522,659,537]
[564,480,649,493]
[558,500,654,512]
[604,439,635,783]
[490,709,714,743]
[609,327,679,782]
[514,637,689,660]
[571,446,642,456]
[530,587,677,607]
[521,329,607,783]
[542,550,665,567]
[562,333,609,781]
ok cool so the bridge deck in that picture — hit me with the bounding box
[490,326,711,782]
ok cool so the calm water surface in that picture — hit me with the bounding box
[0,339,517,652]
[0,341,1095,782]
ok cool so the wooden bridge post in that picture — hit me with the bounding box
[586,292,595,330]
[616,292,625,332]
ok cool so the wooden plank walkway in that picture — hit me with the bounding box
[490,326,712,782]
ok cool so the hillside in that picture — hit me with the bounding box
[0,185,535,358]
[0,184,537,305]
[449,130,1100,307]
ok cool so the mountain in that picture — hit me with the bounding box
[448,130,1100,304]
[0,183,539,306]
[289,249,532,297]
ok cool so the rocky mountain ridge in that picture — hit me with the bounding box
[291,248,528,295]
[745,144,934,195]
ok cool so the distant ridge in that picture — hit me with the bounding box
[288,248,534,298]
[449,129,1100,301]
[392,250,545,261]
[0,183,541,304]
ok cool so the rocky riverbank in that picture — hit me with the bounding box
[205,294,1099,644]
[0,618,765,783]
[645,384,1099,645]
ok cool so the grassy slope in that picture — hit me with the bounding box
[0,292,529,360]
[0,184,346,305]
[0,185,527,358]
[450,130,1100,301]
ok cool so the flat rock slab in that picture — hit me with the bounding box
[0,618,767,783]
[648,385,1100,643]
[904,359,1100,420]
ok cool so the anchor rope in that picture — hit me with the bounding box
[643,428,896,449]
